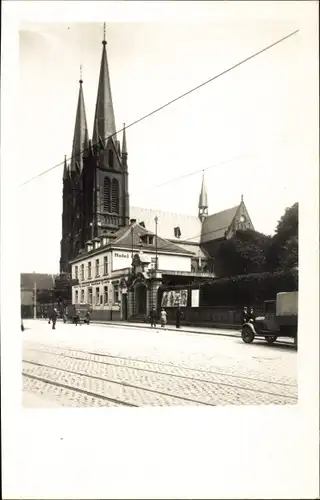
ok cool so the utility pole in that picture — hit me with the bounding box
[154,215,158,270]
[33,282,37,319]
[154,215,159,316]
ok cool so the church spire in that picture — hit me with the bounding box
[198,171,208,221]
[70,68,89,173]
[92,23,117,147]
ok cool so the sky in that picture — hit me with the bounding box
[15,4,310,272]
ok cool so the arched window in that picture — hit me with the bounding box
[111,178,119,213]
[103,177,111,212]
[108,149,114,169]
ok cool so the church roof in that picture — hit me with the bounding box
[131,207,202,244]
[201,205,239,243]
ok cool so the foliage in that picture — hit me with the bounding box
[266,203,298,271]
[200,268,298,307]
[213,229,271,278]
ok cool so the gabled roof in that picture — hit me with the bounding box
[21,273,57,290]
[201,205,239,243]
[113,222,194,255]
[130,207,202,244]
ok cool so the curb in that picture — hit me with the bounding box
[90,320,241,339]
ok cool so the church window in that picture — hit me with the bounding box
[103,177,111,212]
[111,178,119,213]
[108,149,114,169]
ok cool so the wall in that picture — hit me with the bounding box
[164,305,264,327]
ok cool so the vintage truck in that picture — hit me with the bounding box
[241,291,298,347]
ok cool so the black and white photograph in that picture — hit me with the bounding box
[1,1,318,499]
[20,19,300,409]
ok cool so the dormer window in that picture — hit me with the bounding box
[139,221,145,228]
[174,226,181,238]
[140,234,155,245]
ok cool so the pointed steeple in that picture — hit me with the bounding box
[92,24,117,147]
[198,172,208,222]
[70,67,89,173]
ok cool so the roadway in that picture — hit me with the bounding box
[22,319,297,407]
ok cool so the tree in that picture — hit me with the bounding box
[213,229,271,278]
[266,203,298,271]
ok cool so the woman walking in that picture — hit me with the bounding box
[160,308,167,328]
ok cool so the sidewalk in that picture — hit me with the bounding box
[90,319,241,338]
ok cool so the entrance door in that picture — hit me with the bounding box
[122,293,128,321]
[135,283,147,316]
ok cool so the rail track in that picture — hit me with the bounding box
[23,344,297,406]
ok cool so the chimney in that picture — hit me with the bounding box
[130,219,136,224]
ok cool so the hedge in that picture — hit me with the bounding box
[200,269,298,307]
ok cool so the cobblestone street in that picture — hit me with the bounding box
[22,319,297,407]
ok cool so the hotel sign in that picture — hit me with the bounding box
[112,251,131,271]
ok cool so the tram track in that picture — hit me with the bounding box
[23,371,138,407]
[23,359,218,406]
[26,343,297,388]
[23,346,297,402]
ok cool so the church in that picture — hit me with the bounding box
[60,29,254,320]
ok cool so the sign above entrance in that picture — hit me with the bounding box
[112,251,132,271]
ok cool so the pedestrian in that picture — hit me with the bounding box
[50,308,58,330]
[62,311,67,324]
[85,310,91,325]
[160,308,167,328]
[241,306,249,325]
[175,307,183,329]
[150,307,157,328]
[74,310,81,326]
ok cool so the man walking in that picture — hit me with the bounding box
[175,307,183,329]
[150,307,157,328]
[50,308,58,330]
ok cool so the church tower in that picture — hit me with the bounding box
[82,25,130,241]
[60,69,89,272]
[198,172,208,222]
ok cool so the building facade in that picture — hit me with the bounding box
[70,221,195,321]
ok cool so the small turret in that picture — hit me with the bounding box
[122,122,128,168]
[198,172,208,222]
[63,155,69,181]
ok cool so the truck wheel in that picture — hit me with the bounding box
[242,326,254,343]
[265,335,277,345]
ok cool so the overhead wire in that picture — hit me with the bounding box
[20,29,299,187]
